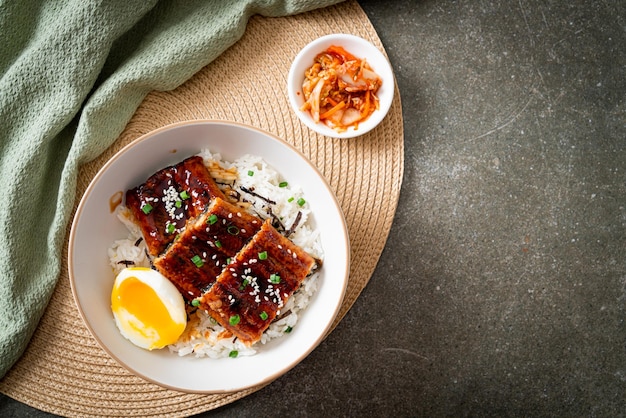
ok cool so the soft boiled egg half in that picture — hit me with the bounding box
[111,267,187,350]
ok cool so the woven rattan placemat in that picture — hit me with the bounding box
[0,1,403,416]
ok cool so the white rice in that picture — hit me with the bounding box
[108,149,323,359]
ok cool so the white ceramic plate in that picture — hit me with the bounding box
[69,120,350,393]
[287,33,395,138]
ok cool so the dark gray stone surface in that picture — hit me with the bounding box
[2,0,624,416]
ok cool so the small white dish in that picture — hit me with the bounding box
[287,33,395,139]
[69,120,350,393]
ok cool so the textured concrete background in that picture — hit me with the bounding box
[2,0,624,416]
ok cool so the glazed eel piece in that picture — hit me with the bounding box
[199,219,317,345]
[154,197,262,301]
[125,155,225,256]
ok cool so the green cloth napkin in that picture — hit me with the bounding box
[0,0,343,379]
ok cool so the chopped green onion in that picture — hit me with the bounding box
[166,223,175,234]
[270,273,281,284]
[175,200,182,208]
[260,311,268,321]
[247,170,254,176]
[285,326,293,333]
[297,197,306,207]
[258,251,268,260]
[226,257,232,264]
[239,278,249,290]
[279,181,288,188]
[288,197,295,202]
[141,203,153,215]
[227,225,240,235]
[180,190,190,200]
[229,350,238,358]
[191,299,201,307]
[208,214,218,225]
[191,255,203,268]
[215,240,222,248]
[229,314,240,326]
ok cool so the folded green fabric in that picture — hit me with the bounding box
[0,0,343,379]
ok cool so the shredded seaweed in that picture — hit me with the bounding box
[273,309,292,322]
[240,185,276,205]
[265,206,286,233]
[285,211,302,238]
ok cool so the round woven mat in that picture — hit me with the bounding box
[0,1,403,416]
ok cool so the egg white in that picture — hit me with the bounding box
[111,267,186,350]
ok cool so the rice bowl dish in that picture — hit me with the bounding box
[69,121,349,393]
[108,150,323,358]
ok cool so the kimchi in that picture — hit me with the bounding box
[300,45,383,133]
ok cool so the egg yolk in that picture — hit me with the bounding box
[111,274,185,350]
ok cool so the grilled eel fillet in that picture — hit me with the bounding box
[125,156,226,256]
[154,197,263,300]
[199,219,316,345]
